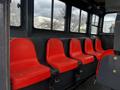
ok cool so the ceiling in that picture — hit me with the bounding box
[61,0,119,15]
[83,0,120,12]
[95,0,105,3]
[61,0,106,15]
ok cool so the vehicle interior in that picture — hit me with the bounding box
[0,0,120,90]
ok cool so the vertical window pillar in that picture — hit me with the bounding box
[65,4,71,32]
[51,0,54,30]
[98,17,104,35]
[87,13,92,36]
[0,0,10,90]
[78,10,81,32]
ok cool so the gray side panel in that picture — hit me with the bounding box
[114,13,120,52]
[97,56,120,90]
[0,0,10,90]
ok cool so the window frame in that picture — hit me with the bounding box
[33,0,66,32]
[70,6,88,34]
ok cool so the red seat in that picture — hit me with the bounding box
[46,38,78,73]
[85,38,103,61]
[10,38,51,90]
[70,38,94,64]
[95,38,115,57]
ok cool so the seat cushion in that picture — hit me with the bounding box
[96,46,114,55]
[72,54,94,64]
[87,52,103,61]
[11,60,51,90]
[48,58,78,73]
[95,38,115,56]
[102,49,115,57]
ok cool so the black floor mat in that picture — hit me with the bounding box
[75,76,111,90]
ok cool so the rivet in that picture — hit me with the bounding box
[80,70,83,73]
[113,69,117,73]
[113,56,117,60]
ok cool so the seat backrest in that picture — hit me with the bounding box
[46,38,65,61]
[10,38,37,63]
[70,38,83,57]
[85,38,94,53]
[95,38,104,51]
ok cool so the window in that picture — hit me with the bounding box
[91,14,99,34]
[53,0,65,31]
[70,7,80,32]
[34,0,66,31]
[70,6,88,33]
[34,0,51,30]
[103,13,117,33]
[10,0,21,26]
[80,10,88,33]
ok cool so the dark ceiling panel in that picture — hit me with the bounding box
[61,0,105,15]
[94,0,105,3]
[105,0,120,12]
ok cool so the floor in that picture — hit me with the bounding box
[75,76,111,90]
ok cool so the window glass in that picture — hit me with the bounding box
[91,26,98,34]
[92,15,99,26]
[91,14,99,34]
[80,10,88,33]
[103,13,117,33]
[53,0,65,31]
[10,0,21,26]
[92,15,95,25]
[34,0,51,30]
[70,7,80,32]
[95,16,99,26]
